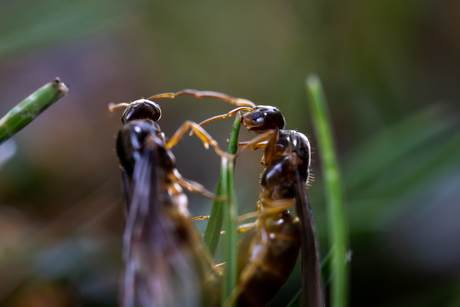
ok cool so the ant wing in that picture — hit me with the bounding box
[120,169,132,211]
[121,148,203,307]
[295,170,325,307]
[122,147,158,307]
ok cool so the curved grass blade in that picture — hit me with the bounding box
[221,154,238,307]
[203,114,241,256]
[306,74,349,307]
[0,78,68,145]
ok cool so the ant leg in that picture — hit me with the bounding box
[236,199,294,223]
[146,92,177,100]
[189,107,251,136]
[171,169,223,200]
[211,262,225,276]
[236,211,259,222]
[219,223,254,236]
[166,120,225,156]
[190,215,210,222]
[260,198,296,211]
[237,223,254,233]
[260,127,280,165]
[207,262,225,285]
[147,89,256,108]
[237,140,268,148]
[198,107,252,128]
[236,130,277,157]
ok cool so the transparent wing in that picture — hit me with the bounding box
[120,169,132,211]
[121,147,203,307]
[295,170,325,307]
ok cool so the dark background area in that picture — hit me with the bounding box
[0,1,459,306]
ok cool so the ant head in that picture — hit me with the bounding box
[121,99,162,124]
[109,99,162,124]
[241,105,285,132]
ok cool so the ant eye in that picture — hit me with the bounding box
[252,112,264,122]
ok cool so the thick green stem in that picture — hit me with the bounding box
[203,115,241,255]
[0,78,68,145]
[306,75,349,307]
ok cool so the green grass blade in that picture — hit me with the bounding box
[306,74,349,307]
[203,115,241,255]
[221,155,238,306]
[0,78,68,145]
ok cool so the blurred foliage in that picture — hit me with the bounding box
[0,0,459,306]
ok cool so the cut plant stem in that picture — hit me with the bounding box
[306,74,349,307]
[203,114,241,256]
[0,78,68,145]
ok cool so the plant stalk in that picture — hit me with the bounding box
[0,78,68,145]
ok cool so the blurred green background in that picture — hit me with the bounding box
[1,1,460,306]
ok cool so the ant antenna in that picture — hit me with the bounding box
[108,102,130,113]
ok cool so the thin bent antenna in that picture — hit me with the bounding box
[108,102,130,113]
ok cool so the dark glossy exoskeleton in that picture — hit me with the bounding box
[144,90,325,307]
[236,107,323,307]
[115,99,164,206]
[109,99,226,307]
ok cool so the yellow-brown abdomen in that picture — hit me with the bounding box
[237,212,301,307]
